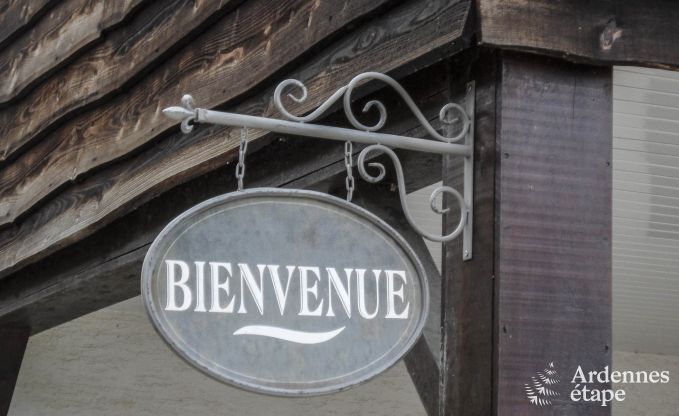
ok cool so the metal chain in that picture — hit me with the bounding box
[236,127,248,191]
[344,141,355,202]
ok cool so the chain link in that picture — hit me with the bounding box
[344,141,355,202]
[236,127,248,191]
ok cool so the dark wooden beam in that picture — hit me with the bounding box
[440,49,494,416]
[493,52,612,414]
[0,327,28,416]
[477,0,679,70]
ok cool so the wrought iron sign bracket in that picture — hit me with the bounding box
[163,73,475,261]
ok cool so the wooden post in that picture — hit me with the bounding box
[440,50,496,416]
[0,327,28,416]
[492,52,612,414]
[442,50,612,415]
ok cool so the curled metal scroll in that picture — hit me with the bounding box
[274,72,470,142]
[358,144,467,242]
[273,73,471,242]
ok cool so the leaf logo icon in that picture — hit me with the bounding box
[525,362,561,406]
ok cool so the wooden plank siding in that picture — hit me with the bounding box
[0,0,473,279]
[0,0,396,227]
[0,0,246,164]
[0,0,148,105]
[0,0,57,51]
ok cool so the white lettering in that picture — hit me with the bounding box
[326,268,352,318]
[357,269,380,319]
[572,366,587,384]
[194,261,207,312]
[299,266,324,316]
[209,262,235,313]
[385,270,409,319]
[661,371,670,383]
[165,260,192,311]
[262,264,295,315]
[238,263,264,314]
[161,260,416,320]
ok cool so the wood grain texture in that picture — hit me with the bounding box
[441,50,494,416]
[478,0,679,69]
[0,0,244,164]
[0,0,396,227]
[0,0,472,277]
[0,0,146,105]
[0,0,56,51]
[0,327,28,416]
[495,52,612,415]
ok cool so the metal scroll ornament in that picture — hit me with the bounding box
[163,72,475,259]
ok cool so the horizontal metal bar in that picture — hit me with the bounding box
[193,109,471,156]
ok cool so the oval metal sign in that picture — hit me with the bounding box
[141,188,428,396]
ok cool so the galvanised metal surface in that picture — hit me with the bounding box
[141,188,429,396]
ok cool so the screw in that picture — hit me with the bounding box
[464,249,470,257]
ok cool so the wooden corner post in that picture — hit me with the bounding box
[492,52,612,415]
[441,50,496,416]
[442,50,613,415]
[442,50,612,415]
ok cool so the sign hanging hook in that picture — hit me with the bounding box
[236,126,248,191]
[344,140,355,202]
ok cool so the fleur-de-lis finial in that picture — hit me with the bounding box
[162,94,196,133]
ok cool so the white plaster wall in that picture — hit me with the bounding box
[8,297,426,416]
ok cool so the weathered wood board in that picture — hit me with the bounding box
[0,0,56,51]
[494,52,612,415]
[0,0,147,104]
[0,0,472,278]
[0,0,244,163]
[478,0,679,69]
[0,0,397,227]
